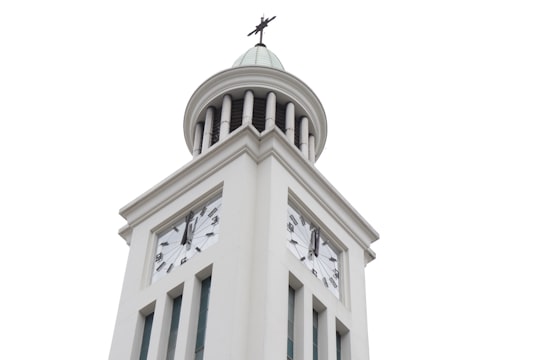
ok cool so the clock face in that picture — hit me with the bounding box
[286,204,341,299]
[152,194,222,283]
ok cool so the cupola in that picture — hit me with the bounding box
[183,44,327,163]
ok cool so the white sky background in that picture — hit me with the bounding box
[1,1,539,359]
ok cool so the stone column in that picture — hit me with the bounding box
[285,102,295,145]
[219,94,232,140]
[308,134,316,163]
[192,122,203,157]
[242,90,254,126]
[300,116,309,158]
[201,107,214,153]
[265,92,276,130]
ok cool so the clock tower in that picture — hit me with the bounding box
[109,24,379,360]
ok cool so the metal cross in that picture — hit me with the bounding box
[247,15,276,45]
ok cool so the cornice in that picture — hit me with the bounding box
[119,126,261,231]
[119,125,378,264]
[257,129,379,261]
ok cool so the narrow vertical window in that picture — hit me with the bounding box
[195,277,212,360]
[287,286,295,360]
[312,310,319,360]
[336,332,342,360]
[139,312,154,360]
[166,295,182,360]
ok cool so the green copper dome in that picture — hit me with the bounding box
[232,44,284,70]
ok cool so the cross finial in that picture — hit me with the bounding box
[247,15,276,46]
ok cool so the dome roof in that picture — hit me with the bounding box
[232,44,284,70]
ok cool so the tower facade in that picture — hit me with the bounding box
[109,43,379,360]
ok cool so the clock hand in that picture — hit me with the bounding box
[308,228,320,259]
[181,211,194,246]
[187,217,199,250]
[186,215,200,251]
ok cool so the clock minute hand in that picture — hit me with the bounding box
[181,211,194,246]
[187,217,198,249]
[308,228,320,259]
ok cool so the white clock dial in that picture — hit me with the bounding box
[152,194,222,283]
[286,204,341,299]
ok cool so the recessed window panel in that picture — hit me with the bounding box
[195,277,212,360]
[287,286,295,360]
[139,312,154,360]
[166,295,182,360]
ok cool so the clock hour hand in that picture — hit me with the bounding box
[308,228,320,259]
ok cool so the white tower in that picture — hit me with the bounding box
[109,34,379,360]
